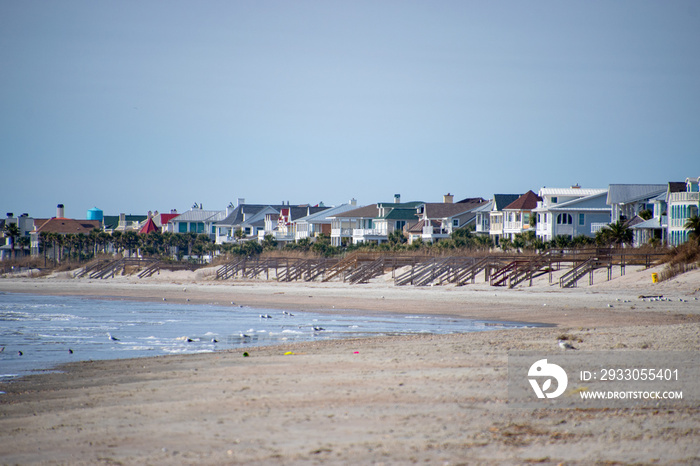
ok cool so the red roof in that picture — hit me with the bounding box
[503,190,541,211]
[158,213,179,224]
[139,217,158,234]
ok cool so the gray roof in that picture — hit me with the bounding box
[216,204,328,227]
[606,184,667,205]
[536,191,610,212]
[171,209,223,223]
[295,204,361,224]
[630,217,665,230]
[492,194,520,210]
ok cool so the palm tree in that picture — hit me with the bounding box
[39,231,50,267]
[685,215,700,243]
[110,231,122,255]
[3,223,21,260]
[89,228,101,258]
[603,221,633,247]
[17,236,30,258]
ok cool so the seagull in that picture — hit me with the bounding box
[313,326,325,332]
[18,351,23,356]
[107,333,119,341]
[186,338,194,343]
[211,338,218,343]
[558,339,577,350]
[260,314,272,319]
[68,349,73,354]
[239,333,250,338]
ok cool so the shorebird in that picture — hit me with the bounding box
[68,349,73,354]
[18,351,23,356]
[313,326,325,332]
[211,338,218,343]
[107,333,119,341]
[558,339,577,350]
[239,333,250,338]
[260,314,272,319]
[0,346,4,353]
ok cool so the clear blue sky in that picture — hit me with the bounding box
[1,1,698,219]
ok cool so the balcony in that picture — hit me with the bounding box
[668,192,700,203]
[591,222,609,234]
[331,228,353,237]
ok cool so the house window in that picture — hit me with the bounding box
[453,219,459,227]
[551,197,558,204]
[556,214,572,225]
[179,223,187,233]
[395,220,406,230]
[579,213,585,225]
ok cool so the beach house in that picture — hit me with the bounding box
[167,204,226,241]
[667,176,700,246]
[533,186,609,241]
[501,190,541,241]
[488,194,520,245]
[407,195,487,244]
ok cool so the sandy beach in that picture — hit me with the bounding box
[1,264,699,465]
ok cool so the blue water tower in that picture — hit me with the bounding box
[87,207,104,222]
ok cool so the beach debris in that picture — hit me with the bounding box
[284,351,295,355]
[242,352,249,357]
[107,333,119,341]
[353,351,359,354]
[558,340,577,350]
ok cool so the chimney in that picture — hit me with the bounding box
[394,194,401,204]
[443,193,454,204]
[56,204,65,218]
[237,198,245,206]
[350,198,357,206]
[6,213,13,218]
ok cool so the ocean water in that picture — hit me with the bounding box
[0,292,529,381]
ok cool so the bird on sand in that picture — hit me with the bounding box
[558,339,577,350]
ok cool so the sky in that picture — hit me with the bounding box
[1,1,699,219]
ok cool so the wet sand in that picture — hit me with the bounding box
[1,266,699,464]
